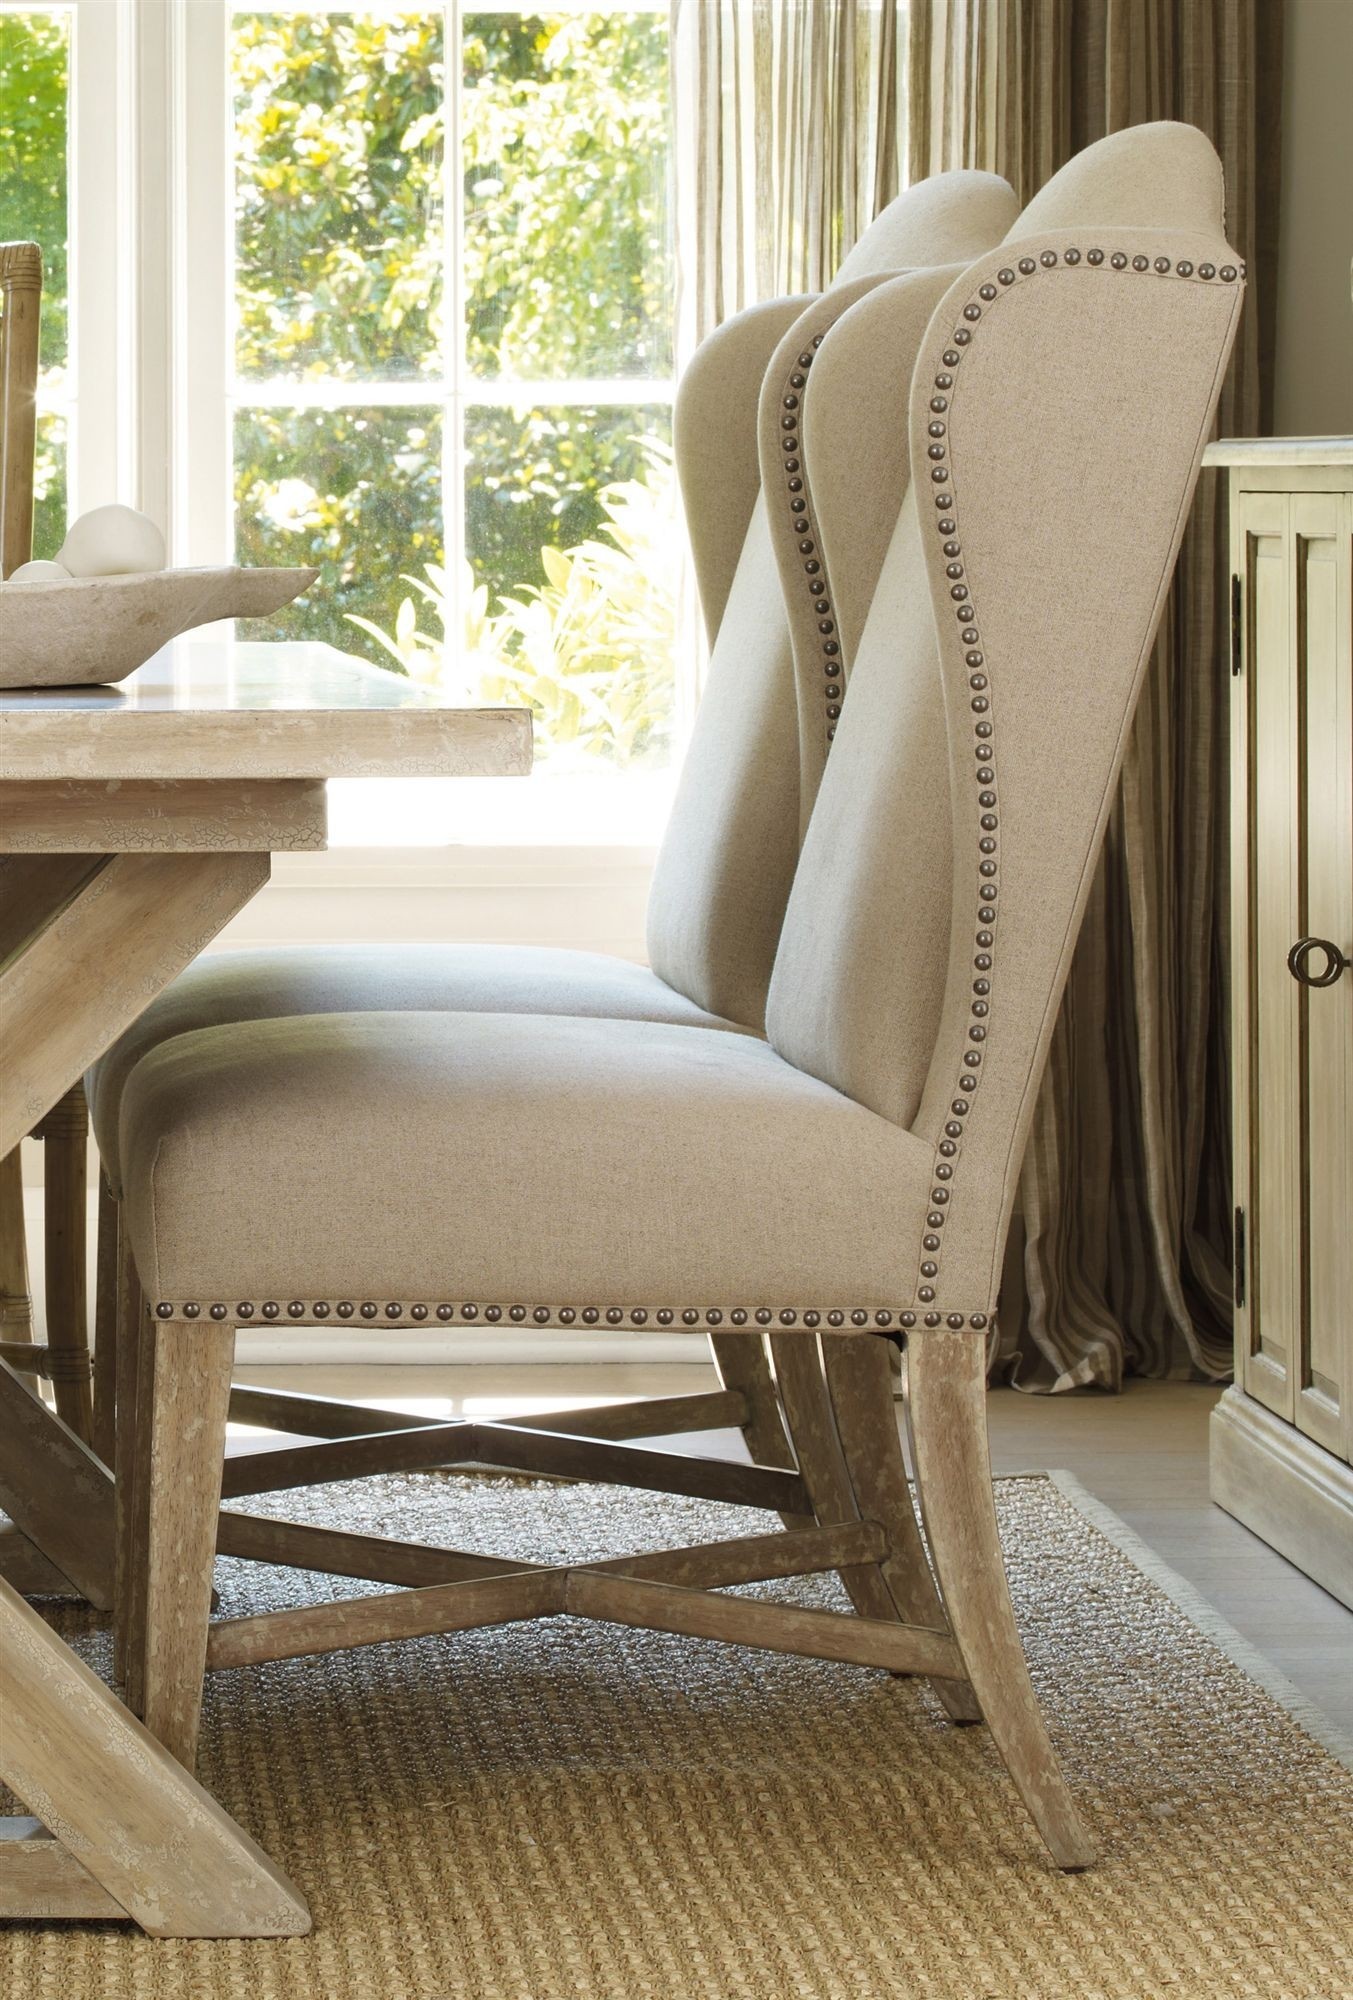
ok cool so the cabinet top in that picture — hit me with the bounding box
[1203,437,1353,467]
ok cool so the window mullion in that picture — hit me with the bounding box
[444,0,466,625]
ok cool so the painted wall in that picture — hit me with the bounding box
[1273,0,1353,436]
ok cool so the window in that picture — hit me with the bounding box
[230,4,678,840]
[1,0,684,848]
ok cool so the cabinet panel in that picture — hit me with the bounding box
[1294,494,1352,1458]
[1241,495,1300,1419]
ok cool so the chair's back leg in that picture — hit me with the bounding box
[769,1332,919,1625]
[0,1147,32,1348]
[904,1330,1095,1869]
[36,1083,92,1441]
[91,1176,119,1466]
[708,1330,797,1472]
[821,1333,980,1722]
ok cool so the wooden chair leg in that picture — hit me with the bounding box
[708,1331,796,1470]
[113,1230,146,1696]
[820,1334,980,1722]
[769,1332,907,1621]
[0,1146,33,1355]
[38,1084,92,1442]
[905,1331,1095,1869]
[137,1317,235,1770]
[91,1176,119,1466]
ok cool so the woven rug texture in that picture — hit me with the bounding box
[2,1470,1351,2000]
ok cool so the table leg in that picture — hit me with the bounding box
[0,1577,309,1934]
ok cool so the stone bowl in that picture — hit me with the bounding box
[0,565,319,688]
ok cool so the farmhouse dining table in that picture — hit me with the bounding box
[0,637,530,1936]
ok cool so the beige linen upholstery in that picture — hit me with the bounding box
[121,1013,933,1307]
[766,122,1240,1136]
[648,169,1017,1022]
[121,133,1242,1334]
[88,944,747,1195]
[91,172,1016,1192]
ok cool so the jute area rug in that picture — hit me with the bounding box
[4,1471,1352,2000]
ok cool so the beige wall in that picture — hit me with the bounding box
[1273,0,1353,436]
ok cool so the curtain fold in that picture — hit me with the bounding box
[906,0,1282,1388]
[675,0,1283,1390]
[672,0,905,352]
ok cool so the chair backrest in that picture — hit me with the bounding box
[646,172,1018,1031]
[766,124,1243,1320]
[0,241,42,579]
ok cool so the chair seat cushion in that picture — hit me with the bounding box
[89,944,745,1195]
[120,1011,933,1314]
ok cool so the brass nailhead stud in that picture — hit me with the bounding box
[183,1302,200,1319]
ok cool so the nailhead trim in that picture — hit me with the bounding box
[148,1299,992,1334]
[778,332,843,746]
[913,243,1238,1315]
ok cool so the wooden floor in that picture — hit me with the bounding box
[232,1360,1353,1738]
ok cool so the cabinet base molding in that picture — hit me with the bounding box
[1210,1387,1353,1611]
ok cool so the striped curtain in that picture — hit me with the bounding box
[907,0,1285,1388]
[671,0,906,355]
[673,0,1283,1390]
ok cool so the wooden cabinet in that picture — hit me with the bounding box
[1209,439,1353,1608]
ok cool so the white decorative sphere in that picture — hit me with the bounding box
[5,559,71,582]
[58,505,166,578]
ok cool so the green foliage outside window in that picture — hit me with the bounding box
[230,7,677,767]
[0,7,676,769]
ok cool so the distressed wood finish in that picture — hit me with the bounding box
[822,1334,981,1723]
[220,1416,811,1515]
[0,1822,124,1922]
[0,1579,309,1935]
[216,1506,884,1599]
[769,1330,901,1616]
[135,1319,235,1768]
[0,1145,31,1341]
[1210,444,1353,1607]
[906,1332,1094,1868]
[0,1357,113,1606]
[563,1569,964,1679]
[709,1330,799,1476]
[0,778,329,854]
[0,239,41,578]
[227,1380,746,1446]
[0,641,528,1930]
[0,640,531,782]
[0,849,271,1156]
[35,1083,92,1439]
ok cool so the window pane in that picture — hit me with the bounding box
[234,404,443,660]
[32,408,66,565]
[233,8,444,381]
[465,405,676,770]
[464,11,672,381]
[0,8,69,377]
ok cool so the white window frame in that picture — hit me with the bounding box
[32,0,688,933]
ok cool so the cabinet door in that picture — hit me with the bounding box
[1233,483,1353,1460]
[1294,491,1353,1461]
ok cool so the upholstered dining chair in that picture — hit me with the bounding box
[0,240,94,1442]
[85,171,1019,1475]
[109,126,1243,1868]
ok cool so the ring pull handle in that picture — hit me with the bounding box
[1287,937,1350,989]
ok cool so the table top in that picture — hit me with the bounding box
[1204,436,1353,467]
[0,639,532,782]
